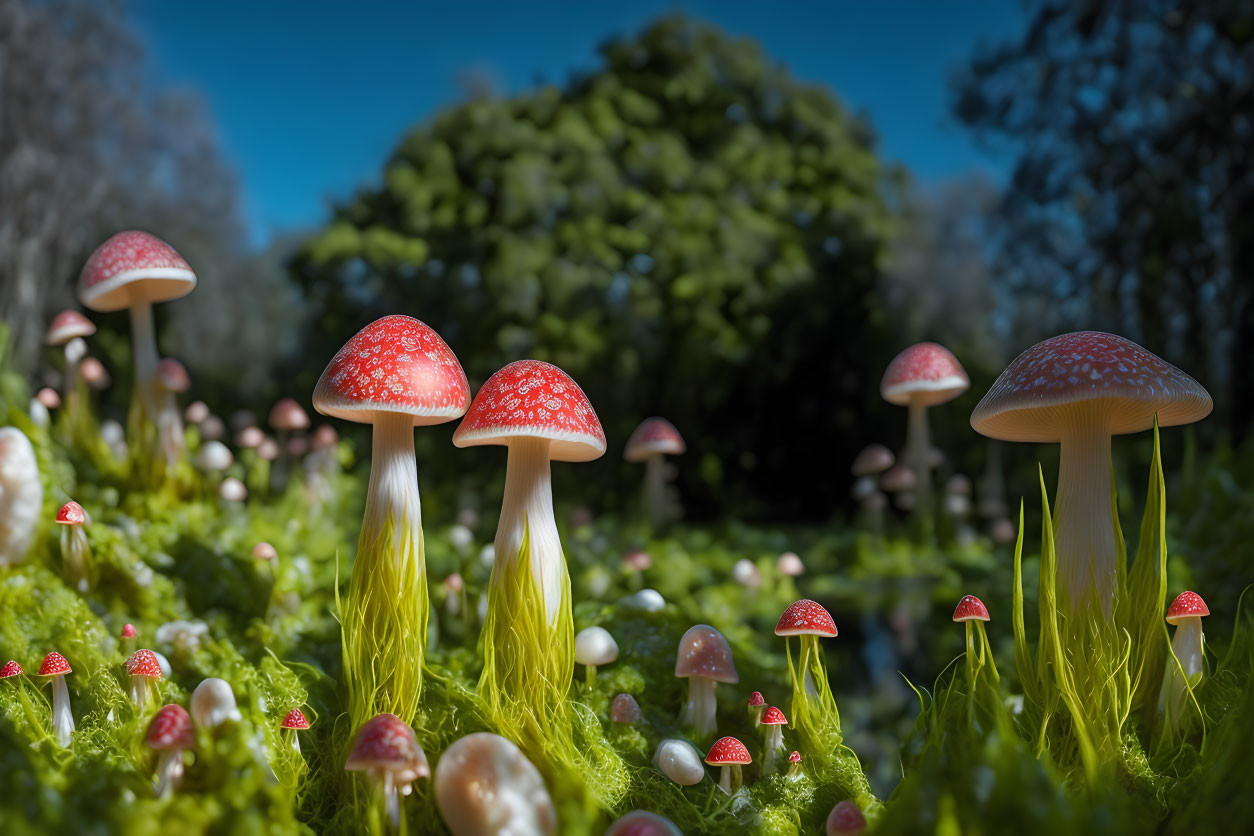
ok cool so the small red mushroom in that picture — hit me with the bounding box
[146,704,195,797]
[1,660,22,678]
[39,652,74,747]
[705,736,751,794]
[125,649,163,708]
[952,595,990,623]
[55,501,92,592]
[787,749,803,778]
[1161,591,1210,732]
[748,690,766,726]
[760,706,789,773]
[281,708,311,753]
[122,623,137,639]
[345,713,430,830]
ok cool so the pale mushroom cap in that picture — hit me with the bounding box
[190,677,241,729]
[252,542,277,561]
[184,400,210,424]
[653,738,706,786]
[435,732,556,836]
[219,477,248,501]
[620,588,666,612]
[196,441,234,471]
[624,417,686,462]
[574,626,619,667]
[881,342,969,407]
[610,693,642,724]
[945,474,972,496]
[236,426,265,448]
[851,443,895,476]
[156,358,190,393]
[879,463,917,493]
[313,315,470,427]
[777,551,805,576]
[605,811,684,836]
[345,713,430,783]
[269,397,310,431]
[675,624,739,683]
[46,310,96,345]
[971,331,1212,442]
[78,231,196,312]
[453,359,605,462]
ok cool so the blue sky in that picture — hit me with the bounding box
[132,1,1025,244]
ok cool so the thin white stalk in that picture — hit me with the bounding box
[763,725,784,774]
[718,765,732,795]
[156,391,185,466]
[905,401,932,515]
[643,454,666,526]
[681,676,718,738]
[1160,616,1205,733]
[154,750,184,797]
[494,437,562,624]
[129,675,149,708]
[1054,419,1116,618]
[382,769,400,831]
[129,302,159,415]
[364,413,421,540]
[291,731,301,755]
[50,675,74,747]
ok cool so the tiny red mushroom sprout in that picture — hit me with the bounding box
[787,749,802,778]
[776,600,843,757]
[45,310,95,403]
[953,595,998,691]
[345,713,430,831]
[1160,591,1210,734]
[125,649,163,708]
[55,500,92,592]
[39,652,74,747]
[624,416,686,526]
[281,708,311,754]
[705,736,751,794]
[1,660,21,678]
[2,660,41,729]
[147,704,195,797]
[748,690,766,727]
[760,705,789,774]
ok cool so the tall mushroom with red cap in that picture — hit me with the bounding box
[146,704,194,797]
[624,416,686,527]
[452,359,604,729]
[705,736,751,794]
[55,500,92,592]
[971,332,1212,618]
[881,343,969,517]
[345,713,430,831]
[39,652,74,747]
[953,595,998,695]
[759,705,789,774]
[154,357,191,466]
[77,231,196,457]
[776,599,843,760]
[1159,591,1210,734]
[313,315,469,728]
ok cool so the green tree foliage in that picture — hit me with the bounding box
[954,0,1254,440]
[291,16,900,517]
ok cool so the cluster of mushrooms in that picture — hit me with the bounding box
[0,227,1224,835]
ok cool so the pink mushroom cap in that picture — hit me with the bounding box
[78,231,196,312]
[881,343,969,407]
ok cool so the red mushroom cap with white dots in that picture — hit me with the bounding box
[38,652,71,677]
[971,332,1212,443]
[775,599,839,638]
[881,343,970,407]
[1,660,22,678]
[761,706,788,726]
[705,736,752,766]
[345,713,430,781]
[146,704,195,750]
[78,231,196,313]
[789,750,801,764]
[122,623,136,639]
[126,649,163,679]
[624,417,686,462]
[45,311,96,346]
[748,691,765,708]
[453,359,606,462]
[281,708,310,730]
[313,315,469,427]
[56,501,86,526]
[952,595,991,623]
[1166,591,1209,625]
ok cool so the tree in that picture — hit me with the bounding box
[954,0,1254,439]
[291,16,901,518]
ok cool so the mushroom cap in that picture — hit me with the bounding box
[218,477,248,502]
[605,810,684,836]
[776,599,838,638]
[789,750,802,764]
[252,542,277,561]
[36,388,61,409]
[881,343,969,407]
[236,426,265,448]
[1,660,22,678]
[851,444,895,477]
[281,708,310,730]
[185,400,210,424]
[156,358,190,393]
[624,417,686,462]
[653,738,706,786]
[190,677,242,729]
[1166,590,1209,624]
[122,623,136,639]
[435,732,556,836]
[748,690,765,708]
[610,693,642,724]
[126,649,163,679]
[574,626,619,667]
[777,551,805,577]
[38,652,71,677]
[827,800,867,835]
[945,474,972,496]
[345,713,430,783]
[146,704,195,750]
[313,315,470,427]
[674,624,739,683]
[453,360,605,462]
[269,397,310,431]
[705,736,751,766]
[56,501,86,526]
[971,332,1212,442]
[196,440,234,471]
[78,231,196,312]
[851,476,878,502]
[879,463,917,493]
[46,310,96,346]
[79,356,110,389]
[952,595,990,623]
[760,705,788,726]
[621,550,652,572]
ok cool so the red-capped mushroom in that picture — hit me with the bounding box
[972,332,1211,618]
[787,749,802,778]
[827,800,867,835]
[281,707,311,753]
[760,705,789,773]
[122,623,136,639]
[1,660,22,678]
[605,810,683,836]
[611,693,642,724]
[146,704,195,797]
[39,651,74,747]
[1160,591,1210,732]
[77,232,196,435]
[269,397,310,433]
[45,311,96,398]
[314,315,469,723]
[252,542,277,562]
[185,400,210,425]
[953,595,997,687]
[675,624,739,738]
[705,736,751,794]
[345,713,430,830]
[125,649,163,708]
[624,416,686,527]
[55,501,91,592]
[952,595,990,623]
[881,343,969,515]
[775,600,842,755]
[153,358,191,465]
[748,690,766,726]
[851,443,894,478]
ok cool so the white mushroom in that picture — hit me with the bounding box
[574,626,619,689]
[435,732,556,836]
[653,738,705,786]
[0,427,41,567]
[190,678,242,729]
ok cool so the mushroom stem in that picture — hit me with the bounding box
[585,664,597,691]
[1159,616,1205,733]
[643,454,667,527]
[343,411,427,727]
[154,749,184,798]
[382,769,401,831]
[751,705,763,728]
[129,674,151,708]
[59,525,91,592]
[290,730,301,755]
[716,764,741,794]
[763,726,784,774]
[128,301,160,417]
[1054,419,1117,618]
[50,675,74,747]
[156,391,185,467]
[905,401,932,514]
[495,437,562,623]
[681,676,718,738]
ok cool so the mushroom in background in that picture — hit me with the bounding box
[574,626,619,690]
[675,624,739,738]
[944,474,974,545]
[777,551,805,578]
[787,749,803,779]
[36,387,61,410]
[219,477,248,503]
[346,713,430,831]
[624,416,687,527]
[759,705,789,774]
[435,732,555,836]
[155,357,190,466]
[827,800,867,835]
[604,811,683,836]
[184,400,210,425]
[79,356,112,392]
[851,444,894,526]
[269,397,311,488]
[55,500,92,591]
[976,441,1008,520]
[611,693,642,724]
[196,440,234,473]
[38,652,74,747]
[748,690,766,727]
[45,311,95,417]
[146,704,194,797]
